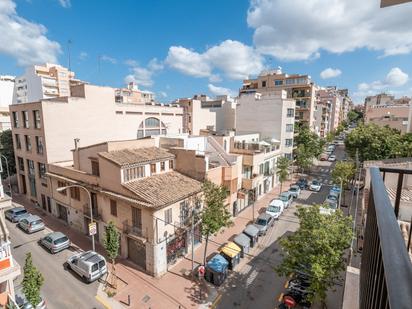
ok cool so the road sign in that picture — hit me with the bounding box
[283,295,296,308]
[198,265,205,277]
[88,222,97,236]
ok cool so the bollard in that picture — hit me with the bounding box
[128,294,131,306]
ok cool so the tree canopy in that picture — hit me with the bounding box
[331,162,356,189]
[276,156,290,192]
[0,129,16,177]
[104,221,120,292]
[276,205,353,304]
[22,253,44,307]
[294,126,324,172]
[347,110,363,123]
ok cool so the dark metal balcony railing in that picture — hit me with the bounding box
[123,222,143,237]
[360,167,412,309]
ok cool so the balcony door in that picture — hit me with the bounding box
[132,207,142,229]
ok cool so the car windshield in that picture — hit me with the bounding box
[327,195,338,201]
[54,236,68,245]
[268,206,281,212]
[290,187,298,192]
[257,219,267,225]
[32,220,42,225]
[312,181,319,186]
[15,210,27,215]
[279,195,288,201]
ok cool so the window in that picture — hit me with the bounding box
[70,186,80,201]
[274,80,283,86]
[27,159,35,176]
[25,135,31,151]
[36,136,43,155]
[57,181,67,195]
[12,111,18,128]
[15,134,21,149]
[91,160,100,176]
[18,157,24,171]
[286,124,294,132]
[180,201,189,224]
[132,207,142,228]
[22,111,29,128]
[164,208,172,225]
[137,117,167,138]
[285,139,293,147]
[123,166,145,182]
[150,163,156,174]
[160,161,165,171]
[259,163,264,175]
[38,163,46,179]
[110,200,117,217]
[33,110,41,129]
[169,160,174,169]
[262,81,267,87]
[145,117,160,128]
[287,108,294,118]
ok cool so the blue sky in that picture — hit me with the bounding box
[1,0,412,103]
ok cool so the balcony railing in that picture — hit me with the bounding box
[123,222,144,238]
[233,142,280,154]
[360,167,412,309]
[82,204,101,220]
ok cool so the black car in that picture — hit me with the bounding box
[295,178,308,189]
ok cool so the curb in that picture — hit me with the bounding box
[96,282,125,309]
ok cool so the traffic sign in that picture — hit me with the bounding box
[198,265,205,277]
[283,295,296,308]
[88,222,97,236]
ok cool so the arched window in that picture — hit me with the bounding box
[137,117,167,138]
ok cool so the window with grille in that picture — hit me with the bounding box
[164,208,172,225]
[110,199,117,217]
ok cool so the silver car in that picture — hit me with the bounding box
[40,232,71,253]
[5,207,29,223]
[15,292,46,309]
[18,215,45,234]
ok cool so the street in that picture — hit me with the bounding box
[217,145,347,309]
[7,219,103,309]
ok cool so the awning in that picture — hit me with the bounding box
[233,233,251,248]
[220,242,241,258]
[271,138,280,143]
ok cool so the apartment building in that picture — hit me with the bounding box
[316,87,343,134]
[13,63,75,104]
[338,89,353,123]
[363,93,410,110]
[47,139,202,277]
[236,91,295,159]
[313,98,331,138]
[200,95,237,133]
[10,82,184,211]
[0,76,15,131]
[0,190,21,306]
[365,104,411,133]
[115,82,154,104]
[240,68,318,132]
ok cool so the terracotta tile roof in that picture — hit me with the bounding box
[123,171,202,208]
[99,147,174,166]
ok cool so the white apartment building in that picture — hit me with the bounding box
[115,82,155,104]
[201,95,237,133]
[13,63,74,104]
[236,91,295,159]
[0,76,15,131]
[10,82,184,210]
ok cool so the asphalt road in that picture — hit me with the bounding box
[7,221,103,309]
[217,145,347,309]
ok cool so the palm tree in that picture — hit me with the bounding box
[276,157,291,193]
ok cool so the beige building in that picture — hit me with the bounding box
[240,68,318,132]
[115,82,154,104]
[13,63,75,104]
[365,104,411,133]
[47,139,202,277]
[236,91,295,159]
[10,82,184,211]
[200,95,237,133]
[315,87,343,135]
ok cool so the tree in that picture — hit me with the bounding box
[347,110,362,123]
[103,221,120,292]
[22,253,44,307]
[400,133,412,157]
[0,129,16,177]
[331,162,356,206]
[201,181,231,265]
[276,157,290,193]
[295,145,312,174]
[276,205,353,307]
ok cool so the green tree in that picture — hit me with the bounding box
[103,221,120,291]
[295,126,324,160]
[325,131,335,143]
[22,253,44,307]
[347,110,359,123]
[400,133,412,157]
[276,157,290,193]
[295,145,312,174]
[276,205,353,306]
[0,129,16,177]
[331,162,356,206]
[201,181,231,265]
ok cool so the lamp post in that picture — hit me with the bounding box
[0,154,12,198]
[57,184,95,251]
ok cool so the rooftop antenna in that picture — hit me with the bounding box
[67,39,72,71]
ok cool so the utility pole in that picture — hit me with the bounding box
[67,39,72,71]
[191,208,195,273]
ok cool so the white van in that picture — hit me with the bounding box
[67,251,107,283]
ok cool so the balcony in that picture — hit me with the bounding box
[242,174,263,190]
[232,142,280,155]
[82,204,101,220]
[123,222,144,238]
[360,167,412,309]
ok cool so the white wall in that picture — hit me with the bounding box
[0,77,14,107]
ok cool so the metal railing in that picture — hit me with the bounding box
[360,167,412,309]
[123,222,144,238]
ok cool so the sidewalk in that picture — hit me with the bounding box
[12,179,294,309]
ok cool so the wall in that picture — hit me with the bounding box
[191,100,216,135]
[365,105,409,133]
[169,148,207,181]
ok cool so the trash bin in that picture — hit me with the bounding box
[219,242,241,270]
[205,253,229,286]
[233,233,251,258]
[243,224,259,247]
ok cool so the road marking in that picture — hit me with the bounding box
[210,293,222,309]
[95,295,111,309]
[277,293,284,302]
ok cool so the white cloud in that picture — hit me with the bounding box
[100,55,117,64]
[320,68,342,79]
[158,91,168,98]
[208,84,237,97]
[247,0,412,61]
[0,0,61,66]
[166,40,264,80]
[354,67,409,100]
[58,0,71,8]
[79,51,88,60]
[124,58,163,87]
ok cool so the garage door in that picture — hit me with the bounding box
[127,238,146,270]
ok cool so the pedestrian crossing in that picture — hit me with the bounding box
[315,178,334,185]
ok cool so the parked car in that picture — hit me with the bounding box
[278,192,294,209]
[330,184,341,196]
[266,199,284,220]
[309,180,322,192]
[320,203,338,215]
[40,232,71,253]
[5,207,29,223]
[66,251,107,283]
[18,215,45,234]
[254,213,273,236]
[295,178,308,189]
[328,155,336,162]
[15,292,47,309]
[325,193,339,208]
[320,153,329,161]
[288,185,301,198]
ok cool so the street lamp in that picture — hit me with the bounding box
[0,154,12,198]
[56,184,95,251]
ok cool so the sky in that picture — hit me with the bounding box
[1,0,412,104]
